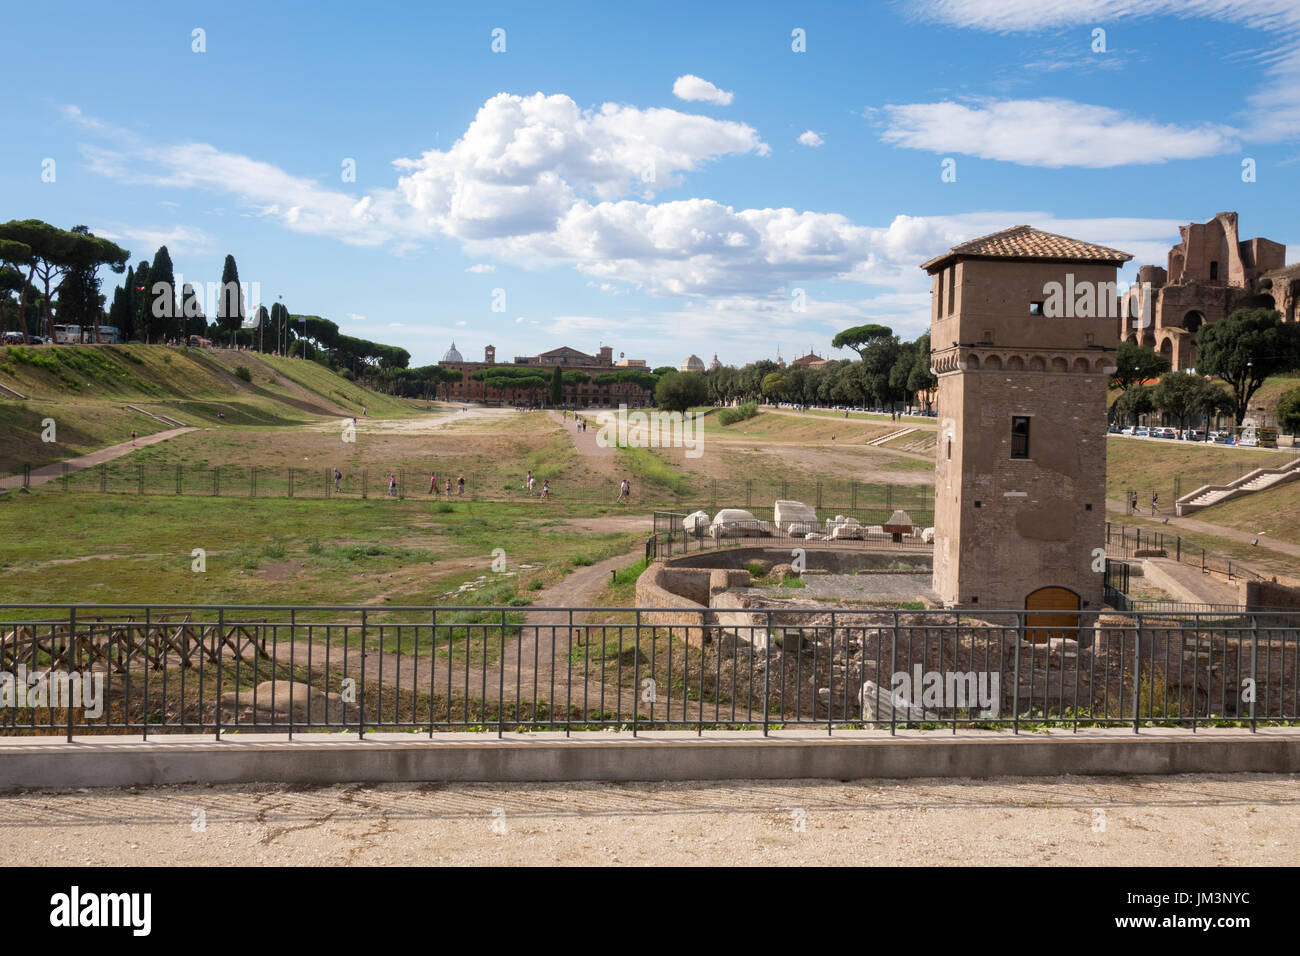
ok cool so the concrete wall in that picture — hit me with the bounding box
[6,730,1300,787]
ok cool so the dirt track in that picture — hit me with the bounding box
[4,773,1294,866]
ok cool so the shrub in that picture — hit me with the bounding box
[234,365,252,382]
[718,401,759,426]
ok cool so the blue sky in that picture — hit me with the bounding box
[4,0,1298,366]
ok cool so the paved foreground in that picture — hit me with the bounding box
[3,774,1294,866]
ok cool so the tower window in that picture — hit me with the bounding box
[1209,261,1219,280]
[1011,416,1031,459]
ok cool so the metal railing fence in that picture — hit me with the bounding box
[1,603,1296,739]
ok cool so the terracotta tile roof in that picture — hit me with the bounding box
[921,225,1133,271]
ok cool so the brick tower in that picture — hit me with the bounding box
[921,226,1132,613]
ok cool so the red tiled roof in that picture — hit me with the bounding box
[921,225,1133,272]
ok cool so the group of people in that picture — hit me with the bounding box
[1130,491,1160,516]
[427,472,466,497]
[524,470,550,499]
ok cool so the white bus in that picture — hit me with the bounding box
[49,325,119,343]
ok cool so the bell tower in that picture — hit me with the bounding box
[921,226,1132,613]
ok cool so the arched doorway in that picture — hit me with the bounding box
[1181,310,1204,335]
[1025,586,1081,643]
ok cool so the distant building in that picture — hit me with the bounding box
[680,354,705,372]
[791,350,831,369]
[437,342,651,407]
[707,354,722,372]
[1121,211,1300,369]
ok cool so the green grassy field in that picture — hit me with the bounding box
[0,494,640,614]
[0,344,423,473]
[1105,435,1296,505]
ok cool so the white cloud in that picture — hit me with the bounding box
[904,0,1300,143]
[797,130,825,147]
[465,263,496,273]
[879,98,1237,167]
[394,92,768,237]
[672,74,734,105]
[455,320,467,326]
[93,224,214,256]
[346,312,367,322]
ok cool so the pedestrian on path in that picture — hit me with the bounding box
[1151,492,1160,516]
[457,474,465,496]
[334,468,342,492]
[617,478,630,502]
[444,478,452,499]
[540,480,550,500]
[131,430,137,446]
[388,473,398,497]
[429,471,438,494]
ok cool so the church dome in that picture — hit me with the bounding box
[680,354,705,372]
[441,341,463,363]
[707,353,721,371]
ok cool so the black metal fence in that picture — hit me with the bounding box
[3,459,935,514]
[1104,522,1265,582]
[2,603,1296,738]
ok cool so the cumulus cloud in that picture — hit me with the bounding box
[672,74,734,105]
[797,130,824,147]
[465,264,496,273]
[879,98,1237,167]
[65,95,1181,315]
[394,92,767,237]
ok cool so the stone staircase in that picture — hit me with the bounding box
[1176,457,1300,516]
[124,404,186,428]
[866,427,917,446]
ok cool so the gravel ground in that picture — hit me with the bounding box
[3,774,1295,866]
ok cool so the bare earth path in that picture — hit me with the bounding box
[3,773,1293,866]
[0,427,197,491]
[1106,498,1300,561]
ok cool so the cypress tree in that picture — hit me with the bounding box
[144,246,176,342]
[218,254,243,346]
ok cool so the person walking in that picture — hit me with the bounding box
[1151,492,1159,516]
[131,430,137,446]
[1129,491,1138,514]
[540,480,550,500]
[457,474,465,496]
[618,478,630,502]
[429,471,438,494]
[334,468,342,493]
[388,472,398,497]
[444,478,452,499]
[526,469,535,493]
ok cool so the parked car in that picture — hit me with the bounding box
[1120,425,1135,435]
[1134,426,1151,438]
[2,331,25,345]
[1153,427,1178,439]
[1182,429,1206,442]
